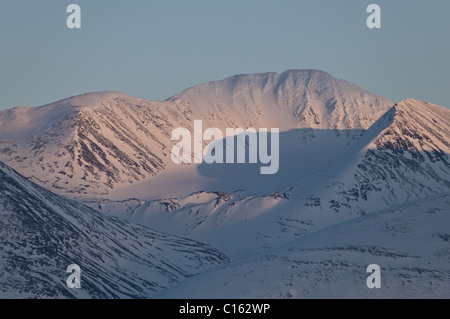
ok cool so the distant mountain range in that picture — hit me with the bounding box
[0,70,449,298]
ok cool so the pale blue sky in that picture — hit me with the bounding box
[0,0,449,110]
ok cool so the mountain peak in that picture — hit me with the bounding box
[0,70,393,198]
[278,68,332,79]
[40,91,140,110]
[305,98,450,220]
[368,98,450,156]
[392,99,450,126]
[172,69,392,130]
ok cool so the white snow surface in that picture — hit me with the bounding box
[155,193,450,298]
[87,99,450,260]
[0,70,392,199]
[0,161,228,298]
[1,70,449,299]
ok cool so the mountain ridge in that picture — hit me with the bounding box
[308,99,450,214]
[0,160,228,298]
[90,99,450,259]
[1,70,449,298]
[0,69,393,199]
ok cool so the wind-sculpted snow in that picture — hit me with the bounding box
[0,161,229,298]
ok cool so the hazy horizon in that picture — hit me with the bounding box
[1,0,449,110]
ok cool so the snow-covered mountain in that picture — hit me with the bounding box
[307,99,450,214]
[1,70,449,299]
[89,99,450,259]
[170,69,392,130]
[0,161,228,298]
[155,193,450,298]
[0,70,392,199]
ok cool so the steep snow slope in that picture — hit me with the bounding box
[0,92,180,198]
[0,70,392,199]
[172,69,391,130]
[90,100,450,259]
[307,99,450,214]
[0,161,228,298]
[155,193,450,299]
